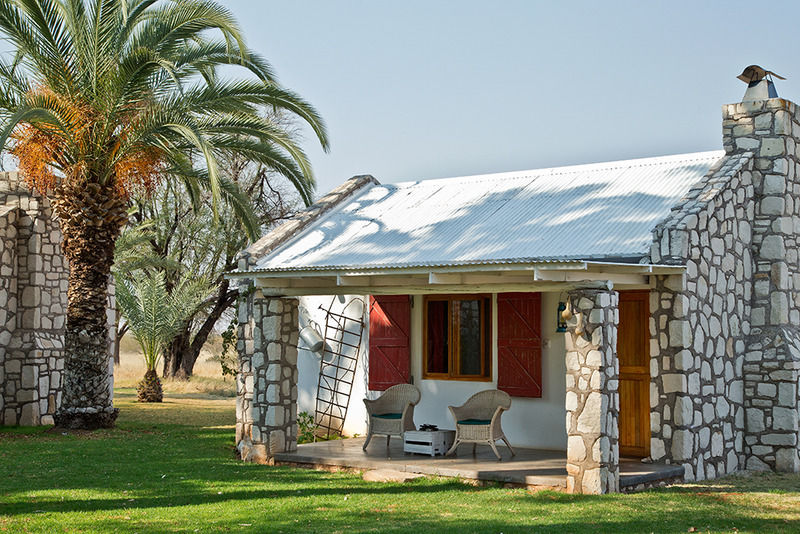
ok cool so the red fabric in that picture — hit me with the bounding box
[497,292,543,398]
[426,300,448,374]
[368,295,411,391]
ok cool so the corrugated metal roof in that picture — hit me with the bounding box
[253,151,724,272]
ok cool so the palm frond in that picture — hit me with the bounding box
[115,269,209,370]
[113,218,181,275]
[0,0,326,240]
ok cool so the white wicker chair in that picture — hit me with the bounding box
[446,389,515,460]
[362,384,421,452]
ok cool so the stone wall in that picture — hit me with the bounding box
[0,172,68,426]
[0,171,116,426]
[649,154,755,481]
[742,328,800,471]
[235,287,299,463]
[0,205,20,422]
[564,288,620,494]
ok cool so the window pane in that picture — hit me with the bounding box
[426,300,448,374]
[457,299,482,375]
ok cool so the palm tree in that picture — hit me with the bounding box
[115,270,206,402]
[111,213,180,365]
[0,0,328,428]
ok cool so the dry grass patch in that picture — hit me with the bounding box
[114,388,234,427]
[115,335,235,397]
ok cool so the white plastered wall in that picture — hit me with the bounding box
[297,291,567,450]
[297,295,371,437]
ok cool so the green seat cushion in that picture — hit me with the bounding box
[458,419,491,425]
[373,413,402,420]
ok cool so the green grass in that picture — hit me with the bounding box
[2,392,800,533]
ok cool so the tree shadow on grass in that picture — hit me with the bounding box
[4,420,800,533]
[5,469,800,534]
[3,424,506,515]
[2,477,478,516]
[10,492,800,534]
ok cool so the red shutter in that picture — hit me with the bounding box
[497,292,542,398]
[368,295,411,391]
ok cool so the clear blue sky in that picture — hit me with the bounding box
[4,1,800,196]
[226,0,800,196]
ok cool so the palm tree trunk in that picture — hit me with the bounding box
[53,183,127,429]
[137,368,163,402]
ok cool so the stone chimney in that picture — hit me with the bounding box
[722,72,800,472]
[722,78,800,329]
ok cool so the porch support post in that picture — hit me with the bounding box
[564,288,620,494]
[236,289,299,464]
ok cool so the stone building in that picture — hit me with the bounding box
[0,172,115,426]
[229,74,800,493]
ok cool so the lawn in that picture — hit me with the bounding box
[2,390,800,533]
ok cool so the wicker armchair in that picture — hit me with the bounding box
[362,384,421,452]
[446,389,515,460]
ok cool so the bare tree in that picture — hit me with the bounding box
[122,151,302,379]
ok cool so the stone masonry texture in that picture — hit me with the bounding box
[235,285,299,463]
[565,289,620,494]
[232,96,800,491]
[0,172,115,426]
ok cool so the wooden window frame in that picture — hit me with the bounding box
[422,294,492,381]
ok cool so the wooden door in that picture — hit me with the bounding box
[497,292,542,398]
[617,290,650,457]
[368,295,411,390]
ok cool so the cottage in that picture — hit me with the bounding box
[229,72,800,494]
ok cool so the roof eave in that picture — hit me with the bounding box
[227,257,685,279]
[226,259,685,297]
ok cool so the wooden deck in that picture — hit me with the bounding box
[274,437,684,490]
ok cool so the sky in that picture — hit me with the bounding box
[3,1,800,197]
[221,0,800,197]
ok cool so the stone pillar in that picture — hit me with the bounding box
[236,289,299,464]
[564,288,620,494]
